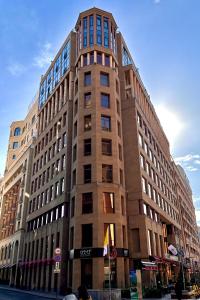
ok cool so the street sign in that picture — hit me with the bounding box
[54,262,61,274]
[54,255,61,262]
[55,248,61,255]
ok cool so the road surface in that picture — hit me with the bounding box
[0,288,56,300]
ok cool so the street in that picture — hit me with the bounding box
[0,288,55,300]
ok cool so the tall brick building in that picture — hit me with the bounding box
[0,7,199,295]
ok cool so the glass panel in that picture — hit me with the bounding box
[62,39,71,75]
[96,15,102,45]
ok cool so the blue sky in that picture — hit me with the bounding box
[0,0,200,222]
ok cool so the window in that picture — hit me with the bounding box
[72,169,76,187]
[74,121,77,138]
[84,72,91,86]
[104,223,115,246]
[83,17,87,48]
[50,185,54,201]
[73,144,77,162]
[89,15,94,46]
[140,154,145,169]
[84,164,91,183]
[102,164,113,183]
[60,178,64,194]
[120,169,123,186]
[12,155,16,160]
[61,154,66,170]
[83,54,87,66]
[102,139,112,156]
[71,197,75,217]
[82,193,93,214]
[100,72,109,86]
[97,52,102,64]
[84,115,92,131]
[13,142,19,149]
[118,144,122,160]
[101,93,110,108]
[148,183,152,199]
[103,192,114,213]
[14,127,21,136]
[96,15,102,46]
[84,139,91,156]
[63,132,67,147]
[143,203,147,215]
[84,92,91,108]
[104,17,109,48]
[82,224,93,247]
[90,52,94,64]
[105,55,110,67]
[117,121,121,137]
[101,115,111,131]
[138,134,143,147]
[142,177,147,194]
[121,196,125,215]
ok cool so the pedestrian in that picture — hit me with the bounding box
[78,285,92,300]
[63,287,78,300]
[175,280,183,300]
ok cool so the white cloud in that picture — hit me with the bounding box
[154,0,161,4]
[195,209,200,226]
[155,104,185,150]
[186,165,198,172]
[33,42,54,68]
[174,153,200,172]
[7,62,26,76]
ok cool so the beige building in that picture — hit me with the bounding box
[0,7,199,296]
[0,95,38,286]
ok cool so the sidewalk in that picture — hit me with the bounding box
[0,284,63,299]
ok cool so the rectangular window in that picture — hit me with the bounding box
[118,144,122,160]
[83,17,87,48]
[63,132,67,147]
[102,139,112,156]
[96,15,102,46]
[104,223,115,246]
[84,72,91,86]
[101,115,111,131]
[82,193,93,214]
[97,52,102,64]
[84,139,91,156]
[55,181,59,198]
[72,169,76,187]
[140,154,145,169]
[104,17,109,48]
[82,224,93,247]
[105,55,110,67]
[74,121,77,138]
[84,164,92,183]
[103,192,114,213]
[142,177,147,194]
[84,115,92,131]
[101,93,110,108]
[61,154,66,170]
[138,133,143,147]
[73,144,77,162]
[84,92,91,108]
[81,259,93,289]
[83,54,87,66]
[100,72,109,86]
[71,197,75,217]
[90,52,94,64]
[102,164,113,183]
[60,178,64,194]
[89,15,94,46]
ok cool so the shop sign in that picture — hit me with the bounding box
[165,253,179,261]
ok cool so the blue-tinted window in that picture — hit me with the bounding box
[83,17,87,48]
[96,15,102,46]
[14,127,21,136]
[54,56,61,87]
[89,15,94,46]
[46,69,53,99]
[84,72,91,86]
[97,52,102,64]
[13,142,19,149]
[39,80,46,108]
[100,72,109,86]
[62,40,71,75]
[101,93,110,108]
[101,115,111,131]
[104,17,109,48]
[122,46,132,66]
[105,55,110,67]
[90,52,94,64]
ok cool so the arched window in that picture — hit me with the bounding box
[14,127,21,136]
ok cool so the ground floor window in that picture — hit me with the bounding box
[104,258,117,288]
[81,259,92,289]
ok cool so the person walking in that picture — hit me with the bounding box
[63,287,78,300]
[175,280,183,300]
[77,285,92,300]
